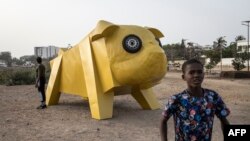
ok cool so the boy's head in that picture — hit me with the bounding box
[36,57,42,63]
[181,59,204,88]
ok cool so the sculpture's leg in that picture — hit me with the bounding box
[79,37,114,120]
[46,55,62,105]
[87,89,114,120]
[131,86,160,110]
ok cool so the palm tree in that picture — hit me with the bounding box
[215,36,227,48]
[214,36,227,72]
[235,35,246,41]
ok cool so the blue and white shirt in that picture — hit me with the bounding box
[162,88,230,141]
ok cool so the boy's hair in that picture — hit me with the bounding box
[36,57,42,63]
[181,59,203,73]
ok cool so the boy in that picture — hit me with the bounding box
[160,59,230,141]
[35,57,46,109]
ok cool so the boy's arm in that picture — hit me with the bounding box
[161,115,172,141]
[219,117,230,136]
[161,95,176,141]
[213,92,230,137]
[160,117,168,141]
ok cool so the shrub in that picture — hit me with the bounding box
[205,63,215,74]
[0,68,36,85]
[232,58,246,71]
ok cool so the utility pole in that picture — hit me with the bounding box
[220,45,222,72]
[242,21,250,71]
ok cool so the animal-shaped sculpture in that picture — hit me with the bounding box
[46,20,167,120]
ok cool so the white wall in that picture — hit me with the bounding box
[206,58,249,66]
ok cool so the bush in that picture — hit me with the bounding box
[205,63,215,74]
[0,68,36,85]
[232,58,245,71]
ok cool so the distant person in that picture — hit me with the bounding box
[160,59,230,141]
[35,57,46,109]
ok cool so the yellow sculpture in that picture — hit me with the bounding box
[46,20,167,120]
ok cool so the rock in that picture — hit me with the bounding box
[6,119,11,122]
[97,128,100,131]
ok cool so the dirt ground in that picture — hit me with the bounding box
[0,72,250,141]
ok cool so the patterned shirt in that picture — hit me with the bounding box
[162,88,230,141]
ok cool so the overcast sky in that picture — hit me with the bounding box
[0,0,249,58]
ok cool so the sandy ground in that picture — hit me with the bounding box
[0,72,250,141]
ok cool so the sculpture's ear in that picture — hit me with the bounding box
[91,20,119,41]
[145,27,164,38]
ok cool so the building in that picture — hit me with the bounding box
[237,40,250,53]
[203,45,213,51]
[34,45,60,59]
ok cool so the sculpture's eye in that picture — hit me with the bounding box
[156,38,162,48]
[122,34,142,53]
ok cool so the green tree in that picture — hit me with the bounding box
[205,63,214,73]
[162,44,171,60]
[20,55,37,64]
[232,52,247,71]
[232,57,245,71]
[12,57,24,65]
[203,49,220,67]
[214,36,227,52]
[162,43,184,61]
[214,37,227,70]
[0,52,12,67]
[222,43,235,58]
[235,35,246,41]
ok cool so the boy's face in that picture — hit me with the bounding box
[182,63,204,88]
